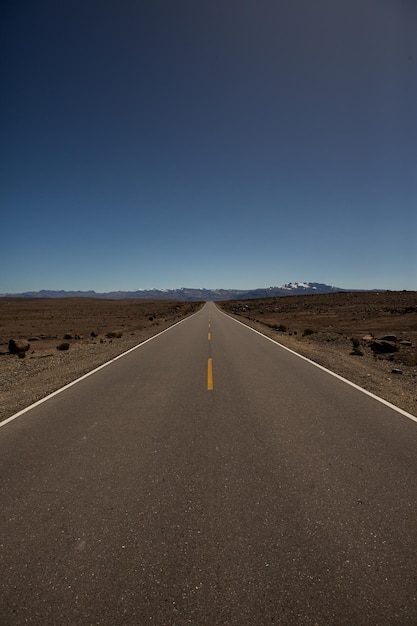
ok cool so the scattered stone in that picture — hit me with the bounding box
[381,335,397,342]
[64,333,73,340]
[392,369,403,374]
[399,340,412,346]
[370,340,398,354]
[8,338,30,355]
[90,331,98,338]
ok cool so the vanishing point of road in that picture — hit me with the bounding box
[1,302,417,625]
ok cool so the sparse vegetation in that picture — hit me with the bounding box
[106,331,123,339]
[350,337,363,356]
[303,328,315,336]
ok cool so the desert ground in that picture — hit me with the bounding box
[0,298,202,421]
[1,291,416,421]
[219,290,417,417]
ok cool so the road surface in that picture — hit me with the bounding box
[1,302,417,625]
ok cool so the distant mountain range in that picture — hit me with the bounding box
[1,282,358,301]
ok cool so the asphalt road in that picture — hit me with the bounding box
[1,302,417,625]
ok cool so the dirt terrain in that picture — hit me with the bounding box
[1,292,416,421]
[0,298,202,353]
[0,298,202,421]
[219,291,417,417]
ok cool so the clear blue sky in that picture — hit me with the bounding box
[1,0,416,293]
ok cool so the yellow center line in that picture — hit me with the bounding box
[207,358,213,390]
[208,332,211,340]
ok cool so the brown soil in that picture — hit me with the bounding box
[0,298,201,352]
[219,291,417,417]
[0,298,203,421]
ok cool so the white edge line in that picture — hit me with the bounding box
[216,305,417,425]
[0,313,195,429]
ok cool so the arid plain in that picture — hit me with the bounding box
[1,291,416,421]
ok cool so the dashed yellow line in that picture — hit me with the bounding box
[208,332,211,341]
[207,358,213,390]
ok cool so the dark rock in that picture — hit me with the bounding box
[90,331,98,338]
[392,369,403,374]
[9,338,30,354]
[381,335,397,342]
[399,340,412,346]
[371,340,398,354]
[64,333,73,340]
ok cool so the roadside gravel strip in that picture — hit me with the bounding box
[0,316,191,424]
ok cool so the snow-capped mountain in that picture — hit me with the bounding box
[281,282,343,294]
[1,282,350,301]
[283,282,314,290]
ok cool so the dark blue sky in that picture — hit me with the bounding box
[2,0,416,292]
